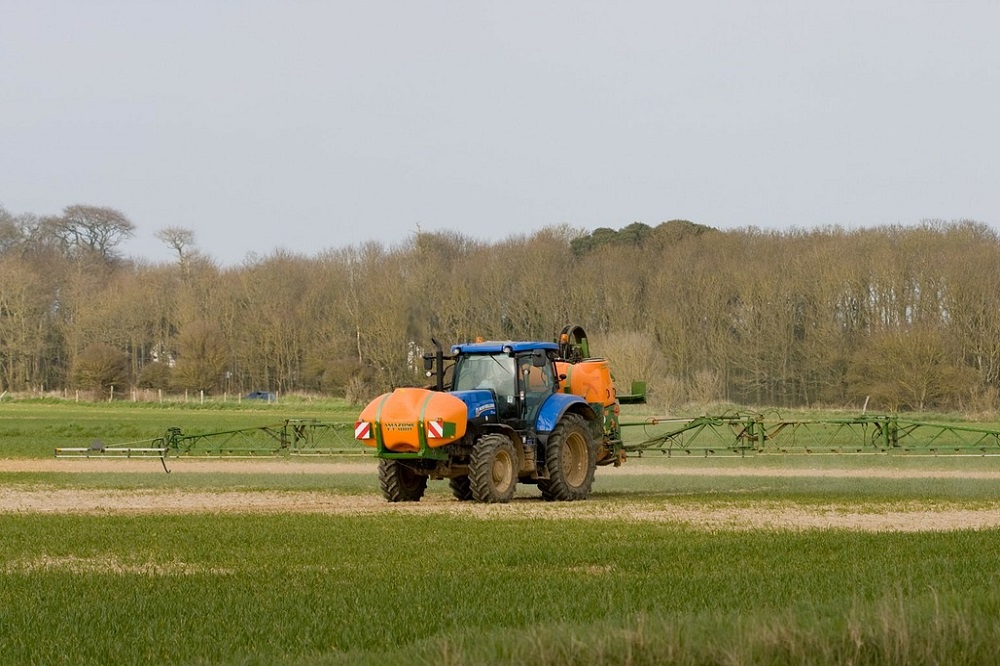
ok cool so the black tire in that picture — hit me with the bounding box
[378,459,427,502]
[539,413,596,501]
[469,433,517,503]
[449,475,473,501]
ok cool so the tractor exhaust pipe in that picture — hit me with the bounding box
[430,338,445,391]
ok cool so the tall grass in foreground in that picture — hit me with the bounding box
[2,514,999,664]
[348,593,1000,666]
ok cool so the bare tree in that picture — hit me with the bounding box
[49,205,135,261]
[0,208,57,258]
[847,328,974,411]
[155,226,200,274]
[171,319,229,393]
[71,343,130,399]
[0,205,17,252]
[0,255,55,390]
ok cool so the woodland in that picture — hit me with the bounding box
[1,203,998,412]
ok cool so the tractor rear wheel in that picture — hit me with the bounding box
[378,459,427,502]
[539,413,596,501]
[449,475,473,501]
[470,434,517,503]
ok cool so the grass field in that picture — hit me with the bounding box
[0,397,361,458]
[3,399,1000,664]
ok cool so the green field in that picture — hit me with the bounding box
[3,400,1000,664]
[0,398,361,458]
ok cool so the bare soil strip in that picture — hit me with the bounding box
[1,486,999,532]
[3,458,1000,531]
[6,458,1000,479]
[0,459,374,475]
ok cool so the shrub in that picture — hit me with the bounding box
[70,343,129,398]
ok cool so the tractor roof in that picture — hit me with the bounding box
[451,341,559,355]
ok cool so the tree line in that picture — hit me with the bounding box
[1,203,997,412]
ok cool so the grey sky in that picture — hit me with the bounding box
[2,1,997,265]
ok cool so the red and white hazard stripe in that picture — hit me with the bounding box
[354,421,372,440]
[426,420,444,438]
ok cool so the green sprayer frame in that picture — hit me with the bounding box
[55,419,360,471]
[55,412,1000,472]
[620,412,1000,457]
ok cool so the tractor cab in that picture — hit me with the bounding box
[450,341,558,426]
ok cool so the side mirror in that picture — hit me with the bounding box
[531,350,547,367]
[423,357,433,371]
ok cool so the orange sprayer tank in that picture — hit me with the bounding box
[356,387,468,452]
[555,359,617,407]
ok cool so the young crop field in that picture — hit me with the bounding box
[3,401,1000,664]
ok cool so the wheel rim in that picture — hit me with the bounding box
[402,471,421,493]
[562,432,588,487]
[492,449,514,492]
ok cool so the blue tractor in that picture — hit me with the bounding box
[355,326,623,503]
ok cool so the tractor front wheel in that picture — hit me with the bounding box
[539,413,596,501]
[470,434,517,503]
[378,459,428,502]
[449,475,473,501]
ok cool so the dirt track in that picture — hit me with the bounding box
[8,457,1000,479]
[3,458,1000,532]
[0,459,374,475]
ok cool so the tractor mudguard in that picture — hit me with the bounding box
[535,392,596,434]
